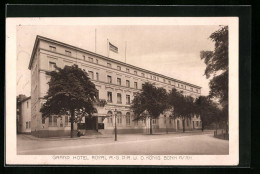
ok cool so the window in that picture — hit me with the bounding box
[126,95,130,104]
[42,118,45,124]
[26,122,28,129]
[163,79,166,83]
[117,112,122,124]
[27,101,29,108]
[28,121,30,128]
[117,66,121,70]
[65,50,71,56]
[65,116,69,126]
[169,118,172,124]
[126,68,130,73]
[117,93,122,104]
[49,62,56,71]
[134,71,137,75]
[117,78,121,86]
[107,75,112,83]
[196,121,199,127]
[88,71,94,79]
[153,76,156,80]
[107,92,112,103]
[107,111,113,125]
[152,119,157,124]
[96,72,99,81]
[96,90,99,100]
[96,59,99,64]
[49,116,57,127]
[141,73,145,77]
[150,75,152,79]
[126,112,130,126]
[83,55,86,61]
[157,77,159,81]
[49,46,56,51]
[53,116,57,126]
[48,116,53,126]
[178,84,179,87]
[88,57,93,62]
[126,80,130,87]
[168,80,171,85]
[107,63,112,68]
[141,83,145,89]
[134,82,138,89]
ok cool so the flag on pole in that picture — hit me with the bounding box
[109,42,118,53]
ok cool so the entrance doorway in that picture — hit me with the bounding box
[85,117,97,130]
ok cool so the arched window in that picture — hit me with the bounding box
[117,112,122,125]
[126,112,130,126]
[107,111,113,125]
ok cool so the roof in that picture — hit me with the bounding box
[28,35,202,89]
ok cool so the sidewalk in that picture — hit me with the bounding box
[20,129,214,142]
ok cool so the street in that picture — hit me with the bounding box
[17,131,228,155]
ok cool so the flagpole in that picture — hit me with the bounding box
[125,41,127,63]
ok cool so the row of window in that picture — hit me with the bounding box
[108,76,139,89]
[42,115,70,127]
[107,92,131,104]
[48,45,200,93]
[107,112,145,126]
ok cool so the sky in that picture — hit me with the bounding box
[16,25,220,97]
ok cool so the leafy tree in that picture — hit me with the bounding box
[200,26,228,103]
[168,88,193,132]
[195,96,214,131]
[40,64,98,138]
[184,96,196,131]
[200,26,229,131]
[195,96,223,132]
[131,82,169,134]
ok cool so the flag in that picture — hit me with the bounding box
[109,42,118,53]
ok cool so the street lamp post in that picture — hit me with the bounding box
[114,109,117,141]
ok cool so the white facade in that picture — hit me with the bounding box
[17,97,31,133]
[28,35,202,137]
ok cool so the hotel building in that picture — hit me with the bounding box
[28,35,202,137]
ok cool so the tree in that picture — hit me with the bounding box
[168,89,184,132]
[200,26,229,131]
[168,89,196,132]
[40,64,98,138]
[131,82,168,134]
[184,96,196,131]
[195,96,223,132]
[195,96,214,132]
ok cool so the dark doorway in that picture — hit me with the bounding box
[85,117,97,130]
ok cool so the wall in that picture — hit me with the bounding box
[19,99,31,133]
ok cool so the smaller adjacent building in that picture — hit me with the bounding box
[17,95,31,134]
